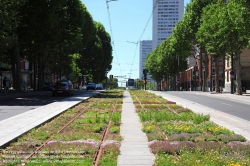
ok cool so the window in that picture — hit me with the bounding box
[24,61,29,70]
[226,57,230,67]
[212,69,215,75]
[219,58,223,64]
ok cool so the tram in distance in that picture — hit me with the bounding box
[127,79,135,89]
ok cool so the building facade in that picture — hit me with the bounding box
[148,0,184,90]
[224,49,250,92]
[152,0,184,49]
[149,0,249,92]
[139,40,152,81]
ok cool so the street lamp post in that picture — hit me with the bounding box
[75,61,77,88]
[106,0,118,8]
[210,57,213,92]
[231,53,234,94]
[177,55,179,91]
[105,70,109,90]
[194,63,197,91]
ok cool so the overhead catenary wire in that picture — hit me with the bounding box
[105,0,159,81]
[105,0,122,75]
[129,0,159,74]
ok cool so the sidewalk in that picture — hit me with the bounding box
[0,93,91,148]
[117,91,155,166]
[0,89,44,101]
[201,91,250,104]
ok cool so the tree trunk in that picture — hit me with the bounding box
[29,62,33,89]
[235,52,242,95]
[200,53,203,91]
[203,53,208,92]
[14,41,21,91]
[215,58,220,93]
[173,76,176,91]
[37,53,44,91]
[34,54,38,91]
[37,54,41,90]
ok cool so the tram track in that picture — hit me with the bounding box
[1,91,123,166]
[22,103,93,164]
[133,94,178,159]
[92,99,118,166]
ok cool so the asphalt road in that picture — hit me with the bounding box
[0,89,98,121]
[159,92,250,122]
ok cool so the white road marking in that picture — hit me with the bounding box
[222,103,232,106]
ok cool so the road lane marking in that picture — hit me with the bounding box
[221,103,232,106]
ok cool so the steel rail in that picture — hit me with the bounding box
[92,98,119,166]
[2,91,122,166]
[133,93,178,159]
[22,101,95,165]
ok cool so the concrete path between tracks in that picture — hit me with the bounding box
[0,94,94,148]
[117,91,155,166]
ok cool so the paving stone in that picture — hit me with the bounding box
[118,91,155,166]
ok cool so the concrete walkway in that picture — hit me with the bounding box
[117,91,155,166]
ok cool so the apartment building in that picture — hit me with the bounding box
[139,40,152,81]
[152,0,184,49]
[224,50,250,92]
[138,0,184,89]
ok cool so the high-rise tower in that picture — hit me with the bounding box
[139,0,184,89]
[139,40,152,81]
[152,0,184,49]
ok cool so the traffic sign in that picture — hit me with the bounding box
[230,70,235,75]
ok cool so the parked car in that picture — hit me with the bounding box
[82,85,87,90]
[86,82,96,90]
[42,82,54,91]
[95,84,103,90]
[52,80,74,96]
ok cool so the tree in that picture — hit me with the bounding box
[223,0,250,95]
[145,36,187,89]
[197,3,228,93]
[1,0,111,91]
[79,22,112,83]
[145,0,217,91]
[16,0,95,90]
[183,0,217,92]
[145,48,163,83]
[0,0,25,64]
[0,1,27,91]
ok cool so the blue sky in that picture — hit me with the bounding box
[81,0,190,86]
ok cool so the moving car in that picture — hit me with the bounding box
[52,80,74,96]
[86,82,96,90]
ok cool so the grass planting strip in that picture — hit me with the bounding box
[132,92,178,160]
[92,99,119,166]
[22,102,94,165]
